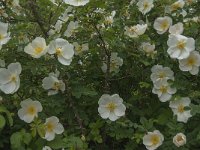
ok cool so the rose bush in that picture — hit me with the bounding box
[0,0,200,149]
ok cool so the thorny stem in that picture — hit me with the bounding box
[91,23,111,94]
[28,0,48,38]
[64,80,85,136]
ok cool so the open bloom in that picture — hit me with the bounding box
[141,42,156,58]
[179,51,200,75]
[44,116,64,141]
[18,99,43,123]
[48,38,74,65]
[73,42,89,55]
[151,65,174,85]
[170,0,185,11]
[152,81,176,102]
[169,22,184,35]
[64,21,79,37]
[0,22,11,48]
[63,0,89,6]
[169,97,192,123]
[173,133,186,147]
[124,24,147,38]
[167,34,195,60]
[42,71,65,95]
[101,52,123,73]
[143,130,164,150]
[24,37,48,58]
[137,0,154,15]
[0,62,21,94]
[153,16,172,34]
[98,94,126,121]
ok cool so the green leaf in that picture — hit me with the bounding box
[0,115,6,129]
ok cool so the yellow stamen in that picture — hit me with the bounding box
[0,34,4,40]
[177,135,183,142]
[34,47,43,54]
[178,104,185,113]
[52,82,60,90]
[56,48,62,56]
[106,102,116,112]
[10,75,17,82]
[187,58,195,66]
[158,72,165,79]
[46,122,55,132]
[160,86,167,93]
[27,106,36,115]
[177,41,186,49]
[161,20,169,30]
[151,135,160,145]
[143,2,149,10]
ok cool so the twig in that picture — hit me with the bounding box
[91,22,111,93]
[64,80,85,136]
[28,0,48,38]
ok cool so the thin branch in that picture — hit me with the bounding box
[64,80,85,136]
[28,0,48,38]
[90,22,111,93]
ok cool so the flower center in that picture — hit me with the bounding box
[52,82,60,90]
[161,20,169,30]
[178,104,185,113]
[171,3,181,11]
[177,135,184,142]
[143,2,149,10]
[0,34,4,40]
[187,58,195,66]
[27,106,36,115]
[46,122,55,132]
[34,47,43,54]
[158,72,166,79]
[177,40,186,49]
[106,102,116,112]
[10,75,17,82]
[56,48,62,56]
[160,86,167,93]
[151,135,160,145]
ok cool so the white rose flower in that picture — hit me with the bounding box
[136,0,154,15]
[153,16,172,34]
[63,0,89,6]
[17,98,43,123]
[167,34,195,60]
[0,22,11,48]
[73,42,89,55]
[42,146,52,150]
[152,81,176,102]
[44,116,64,141]
[48,38,74,65]
[171,0,185,11]
[104,11,116,25]
[141,42,156,57]
[169,97,192,123]
[124,24,147,38]
[42,71,65,95]
[0,62,21,94]
[64,21,79,37]
[24,37,48,58]
[169,22,184,35]
[101,52,123,73]
[98,94,126,121]
[173,133,186,147]
[151,65,174,84]
[143,130,164,150]
[179,51,200,75]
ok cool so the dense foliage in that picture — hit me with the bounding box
[0,0,200,149]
